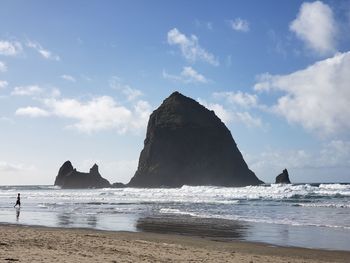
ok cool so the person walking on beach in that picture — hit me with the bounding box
[14,193,21,208]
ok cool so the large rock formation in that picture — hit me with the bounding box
[54,161,111,189]
[128,91,263,187]
[275,169,291,184]
[54,160,74,186]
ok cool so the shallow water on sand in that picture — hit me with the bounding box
[0,184,349,251]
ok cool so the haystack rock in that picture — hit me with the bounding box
[54,161,111,189]
[128,91,263,188]
[275,169,291,184]
[54,160,74,186]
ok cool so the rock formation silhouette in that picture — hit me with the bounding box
[275,169,291,184]
[54,161,111,189]
[128,91,263,187]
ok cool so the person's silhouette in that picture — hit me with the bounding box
[14,193,21,208]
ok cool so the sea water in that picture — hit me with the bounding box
[0,184,349,251]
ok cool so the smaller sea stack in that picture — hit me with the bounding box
[275,169,291,184]
[54,161,111,189]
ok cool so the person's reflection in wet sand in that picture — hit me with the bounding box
[16,208,20,222]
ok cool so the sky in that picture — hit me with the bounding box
[1,0,350,185]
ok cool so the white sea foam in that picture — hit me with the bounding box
[1,184,350,204]
[159,208,198,217]
[1,184,350,231]
[296,203,350,208]
[156,207,350,230]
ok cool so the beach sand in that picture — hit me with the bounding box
[1,225,349,262]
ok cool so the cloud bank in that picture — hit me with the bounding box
[16,94,151,134]
[254,51,350,136]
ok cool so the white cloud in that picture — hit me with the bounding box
[245,139,350,182]
[11,85,43,96]
[0,161,33,172]
[15,106,50,117]
[0,61,7,72]
[244,148,313,183]
[204,90,265,128]
[42,96,151,134]
[290,1,337,55]
[61,74,76,82]
[198,98,262,128]
[167,28,219,66]
[254,51,350,136]
[181,67,207,83]
[253,73,274,92]
[26,40,60,61]
[0,80,8,89]
[230,18,250,32]
[51,88,61,98]
[247,149,311,171]
[109,77,143,101]
[0,40,22,56]
[213,91,258,108]
[197,99,233,124]
[163,66,208,84]
[13,82,151,134]
[319,140,350,167]
[234,111,262,127]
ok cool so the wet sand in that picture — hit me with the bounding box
[1,224,349,262]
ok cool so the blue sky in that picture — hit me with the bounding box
[1,0,350,185]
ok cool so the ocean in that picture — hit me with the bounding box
[1,184,349,251]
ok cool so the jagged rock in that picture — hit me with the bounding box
[275,169,291,184]
[128,91,263,188]
[111,182,126,188]
[54,161,111,189]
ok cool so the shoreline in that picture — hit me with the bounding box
[1,224,350,262]
[2,211,350,252]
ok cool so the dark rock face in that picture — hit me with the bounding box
[128,91,263,188]
[54,161,74,186]
[111,182,126,188]
[54,161,111,189]
[275,169,291,184]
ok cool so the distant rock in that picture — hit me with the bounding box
[275,169,291,184]
[54,161,111,189]
[111,182,126,188]
[128,91,263,188]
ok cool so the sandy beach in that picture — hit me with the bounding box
[1,225,349,263]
